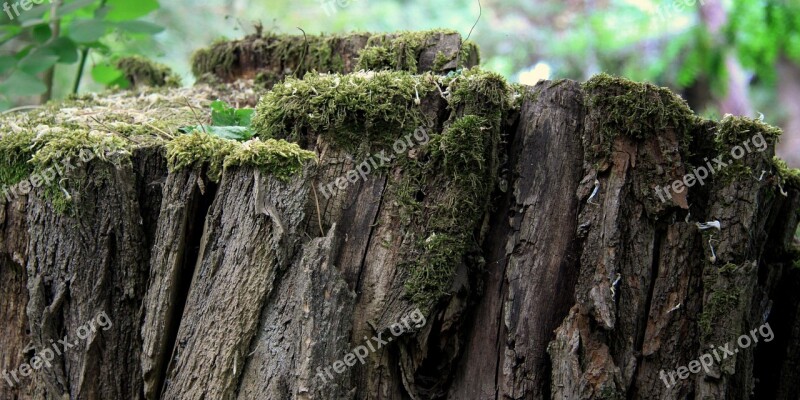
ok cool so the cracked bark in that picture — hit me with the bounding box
[0,76,799,400]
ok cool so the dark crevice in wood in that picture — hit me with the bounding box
[155,179,218,400]
[628,226,665,400]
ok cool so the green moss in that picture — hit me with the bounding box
[251,66,511,307]
[508,83,533,111]
[432,51,450,72]
[710,116,782,184]
[116,56,181,88]
[458,40,480,67]
[166,133,315,182]
[404,233,468,305]
[446,67,511,113]
[774,157,800,190]
[0,131,35,188]
[699,263,743,343]
[400,115,501,306]
[30,128,131,173]
[224,138,316,181]
[192,32,362,81]
[252,70,436,152]
[582,73,696,160]
[715,115,782,148]
[356,29,459,73]
[166,132,236,181]
[700,287,740,342]
[387,71,511,307]
[191,37,242,79]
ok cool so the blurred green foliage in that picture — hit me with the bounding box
[0,0,163,110]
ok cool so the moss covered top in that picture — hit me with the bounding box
[583,73,697,158]
[192,31,358,80]
[0,84,316,211]
[191,29,479,83]
[116,56,181,88]
[356,29,477,73]
[251,67,513,154]
[715,114,782,148]
[252,70,437,151]
[166,133,315,182]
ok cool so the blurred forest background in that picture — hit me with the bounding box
[0,0,798,165]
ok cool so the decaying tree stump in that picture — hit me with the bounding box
[0,30,798,400]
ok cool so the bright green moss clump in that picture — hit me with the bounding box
[0,131,35,188]
[116,56,181,88]
[30,129,131,173]
[224,138,317,181]
[166,133,315,182]
[356,29,475,73]
[447,68,511,112]
[716,115,782,148]
[252,70,436,151]
[583,73,696,159]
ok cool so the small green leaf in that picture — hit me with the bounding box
[209,100,255,127]
[115,20,163,34]
[0,70,47,96]
[210,100,237,126]
[69,19,108,43]
[235,108,255,126]
[105,0,159,21]
[91,63,124,84]
[32,24,52,44]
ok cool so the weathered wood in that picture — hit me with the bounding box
[0,35,798,400]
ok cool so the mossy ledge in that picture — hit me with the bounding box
[252,70,436,152]
[252,67,511,151]
[0,86,316,214]
[166,133,316,182]
[116,56,181,88]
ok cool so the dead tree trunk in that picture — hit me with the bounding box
[0,31,798,400]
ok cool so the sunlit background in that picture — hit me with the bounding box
[1,0,798,165]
